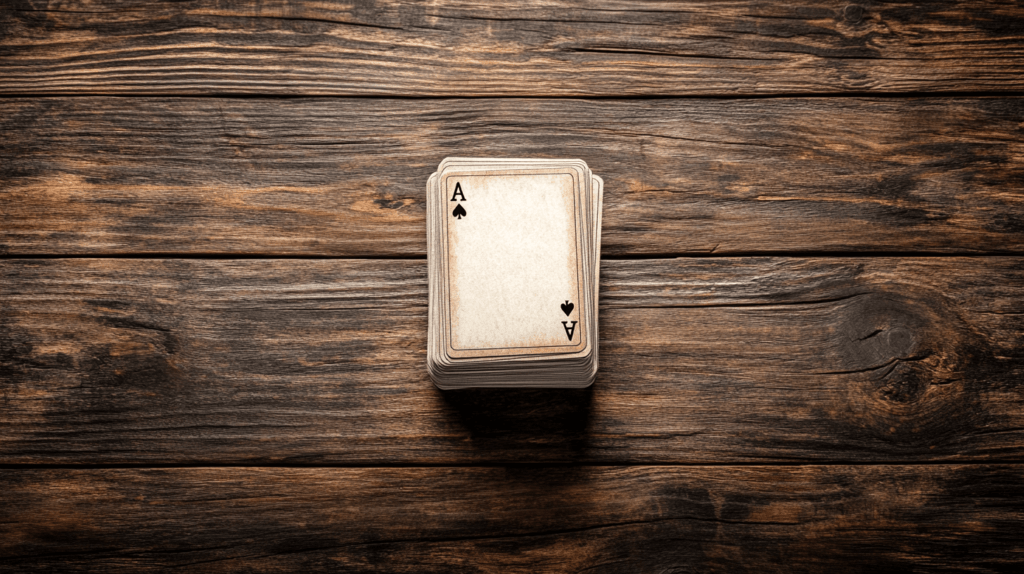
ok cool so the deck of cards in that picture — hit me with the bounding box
[427,158,604,389]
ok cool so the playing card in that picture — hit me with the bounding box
[440,169,588,359]
[426,158,603,389]
[429,166,597,385]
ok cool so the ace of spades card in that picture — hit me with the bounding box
[427,158,603,389]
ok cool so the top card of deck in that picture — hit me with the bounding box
[441,169,589,359]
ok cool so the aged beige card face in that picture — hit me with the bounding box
[441,169,588,359]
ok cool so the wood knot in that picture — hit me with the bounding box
[843,4,864,23]
[373,196,417,211]
[826,290,992,448]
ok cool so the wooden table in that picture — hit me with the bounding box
[2,1,1023,571]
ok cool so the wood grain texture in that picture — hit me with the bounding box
[3,0,1024,96]
[2,257,1022,464]
[3,97,1023,256]
[2,465,1022,572]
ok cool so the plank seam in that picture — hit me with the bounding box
[1,91,1023,99]
[1,461,1020,470]
[3,252,1023,260]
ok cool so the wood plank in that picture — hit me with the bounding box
[2,1,1024,96]
[2,257,1022,464]
[2,465,1021,572]
[3,97,1023,256]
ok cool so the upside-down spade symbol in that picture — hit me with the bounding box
[561,301,576,340]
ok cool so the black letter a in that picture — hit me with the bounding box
[561,321,577,342]
[450,182,466,202]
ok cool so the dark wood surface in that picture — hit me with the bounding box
[2,257,1023,465]
[2,1,1023,571]
[3,0,1024,96]
[3,466,1022,572]
[3,97,1024,256]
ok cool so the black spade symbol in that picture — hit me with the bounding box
[560,300,574,316]
[452,204,467,219]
